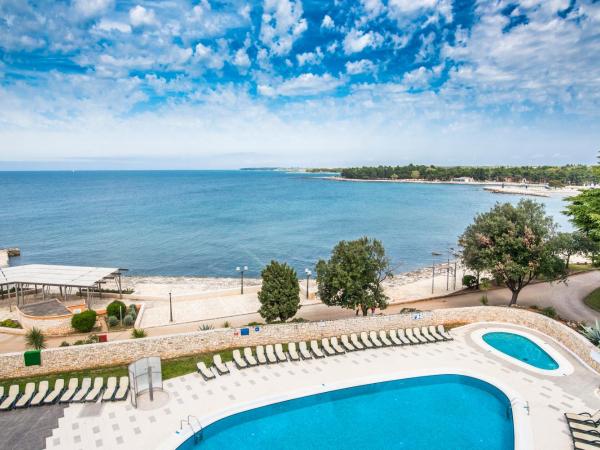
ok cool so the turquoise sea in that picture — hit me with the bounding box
[0,170,571,276]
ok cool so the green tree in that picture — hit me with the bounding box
[316,237,392,316]
[25,327,46,350]
[550,231,598,268]
[459,200,566,306]
[565,189,600,264]
[258,261,301,323]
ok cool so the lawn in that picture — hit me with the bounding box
[0,348,237,392]
[584,287,600,313]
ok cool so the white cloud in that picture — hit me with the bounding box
[258,73,343,96]
[194,43,225,70]
[362,0,385,17]
[260,0,307,56]
[95,19,132,34]
[296,47,324,66]
[73,0,114,18]
[233,48,251,70]
[321,15,334,29]
[346,59,376,75]
[129,5,158,27]
[343,29,383,54]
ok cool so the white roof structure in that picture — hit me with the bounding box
[0,264,122,288]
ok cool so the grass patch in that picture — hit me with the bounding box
[569,263,594,273]
[584,287,600,313]
[0,348,238,392]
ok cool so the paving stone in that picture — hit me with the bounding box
[95,439,103,447]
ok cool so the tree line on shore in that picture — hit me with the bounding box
[339,164,598,186]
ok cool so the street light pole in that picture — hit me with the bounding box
[431,252,442,294]
[304,269,312,299]
[236,266,248,294]
[169,291,173,323]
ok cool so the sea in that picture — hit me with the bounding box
[0,170,572,277]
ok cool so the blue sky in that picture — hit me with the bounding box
[0,0,599,169]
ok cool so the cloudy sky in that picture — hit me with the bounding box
[0,0,599,169]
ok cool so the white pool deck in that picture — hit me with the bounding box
[44,322,600,450]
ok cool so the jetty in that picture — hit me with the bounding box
[483,187,550,197]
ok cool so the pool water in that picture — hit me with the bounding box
[483,331,559,370]
[177,375,514,450]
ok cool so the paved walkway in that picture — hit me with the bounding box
[0,404,66,450]
[43,322,600,450]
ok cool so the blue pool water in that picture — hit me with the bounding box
[177,375,514,450]
[0,170,570,276]
[483,332,559,370]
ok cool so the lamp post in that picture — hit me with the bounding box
[431,252,442,294]
[447,246,455,291]
[236,266,248,294]
[304,268,312,299]
[169,291,173,323]
[453,251,460,290]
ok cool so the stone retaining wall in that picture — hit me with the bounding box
[0,306,598,379]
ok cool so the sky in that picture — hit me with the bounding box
[0,0,599,169]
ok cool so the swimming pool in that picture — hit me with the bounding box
[176,374,514,450]
[483,331,559,370]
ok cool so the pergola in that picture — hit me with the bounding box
[0,264,127,308]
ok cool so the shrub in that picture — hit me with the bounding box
[71,310,97,333]
[86,334,99,344]
[131,328,147,338]
[246,321,263,326]
[106,300,127,320]
[541,306,557,318]
[107,315,119,327]
[222,321,230,328]
[73,340,86,346]
[198,323,214,331]
[480,295,489,306]
[0,318,21,328]
[462,275,478,288]
[123,314,134,326]
[582,321,600,345]
[60,341,70,347]
[25,327,46,350]
[290,317,308,323]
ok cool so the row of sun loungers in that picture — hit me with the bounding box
[566,410,600,449]
[196,325,453,380]
[0,376,129,411]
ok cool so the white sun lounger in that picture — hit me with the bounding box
[310,340,325,358]
[437,325,453,340]
[299,341,312,359]
[84,378,104,402]
[397,329,412,345]
[30,381,49,407]
[233,350,248,369]
[243,348,258,366]
[0,385,19,410]
[420,327,437,343]
[330,337,345,354]
[566,411,600,426]
[341,335,356,351]
[428,326,445,341]
[102,377,118,400]
[256,346,268,364]
[574,441,600,450]
[573,431,600,445]
[274,343,288,362]
[59,378,79,403]
[288,342,300,361]
[213,355,230,374]
[71,377,92,403]
[15,383,36,408]
[404,328,420,344]
[369,331,383,347]
[388,329,402,345]
[379,330,393,346]
[197,362,216,380]
[569,421,600,435]
[413,328,429,344]
[360,332,374,348]
[265,345,278,364]
[114,377,129,401]
[321,338,336,356]
[44,379,65,404]
[350,333,364,350]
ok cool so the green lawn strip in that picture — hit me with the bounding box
[584,287,600,313]
[0,348,238,392]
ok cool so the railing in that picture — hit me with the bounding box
[180,415,203,444]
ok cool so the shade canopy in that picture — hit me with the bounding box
[0,264,123,288]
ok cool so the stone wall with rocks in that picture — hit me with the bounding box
[0,306,598,379]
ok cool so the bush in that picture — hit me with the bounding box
[87,334,99,344]
[107,315,119,327]
[246,321,263,326]
[106,300,127,320]
[0,318,21,328]
[541,306,557,318]
[480,295,489,306]
[582,321,600,345]
[222,321,230,328]
[25,327,46,350]
[123,314,134,326]
[462,275,478,288]
[60,341,70,347]
[198,323,214,331]
[71,310,97,333]
[131,328,147,338]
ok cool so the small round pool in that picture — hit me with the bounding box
[482,331,559,370]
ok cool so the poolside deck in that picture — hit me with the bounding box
[43,323,600,450]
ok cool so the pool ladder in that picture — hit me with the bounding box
[180,415,203,444]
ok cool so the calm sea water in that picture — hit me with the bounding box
[0,170,571,276]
